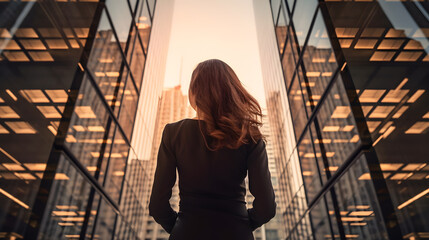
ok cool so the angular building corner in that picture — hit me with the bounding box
[254,0,429,239]
[0,0,173,239]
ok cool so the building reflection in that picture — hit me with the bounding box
[260,0,429,239]
[0,0,158,239]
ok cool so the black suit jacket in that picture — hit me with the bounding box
[148,119,276,239]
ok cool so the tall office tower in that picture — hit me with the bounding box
[0,0,169,239]
[254,1,306,239]
[256,0,429,239]
[245,109,286,240]
[141,85,195,240]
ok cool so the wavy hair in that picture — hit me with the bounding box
[189,59,265,151]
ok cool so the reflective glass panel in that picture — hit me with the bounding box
[0,1,98,237]
[297,129,323,202]
[282,33,297,90]
[148,0,156,18]
[332,155,389,240]
[288,74,309,139]
[136,0,151,54]
[271,0,281,23]
[309,75,361,176]
[276,2,288,55]
[325,1,429,236]
[93,198,118,239]
[301,10,340,112]
[65,73,114,178]
[292,1,318,48]
[37,154,101,239]
[86,11,128,115]
[310,197,334,239]
[128,28,146,91]
[117,76,139,140]
[102,127,129,203]
[105,1,133,52]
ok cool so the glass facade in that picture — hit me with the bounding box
[268,0,429,239]
[0,0,155,239]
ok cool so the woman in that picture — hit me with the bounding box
[148,59,276,240]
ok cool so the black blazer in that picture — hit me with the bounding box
[148,119,276,240]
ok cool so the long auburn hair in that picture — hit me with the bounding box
[189,59,265,151]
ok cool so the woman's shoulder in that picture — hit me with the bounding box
[164,118,198,135]
[244,137,265,152]
[166,118,197,128]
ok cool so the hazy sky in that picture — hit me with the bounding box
[163,0,267,108]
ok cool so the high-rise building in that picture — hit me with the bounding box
[141,85,195,240]
[245,109,286,240]
[255,0,429,239]
[0,0,173,239]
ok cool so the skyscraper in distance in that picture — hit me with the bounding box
[245,108,286,240]
[141,85,195,240]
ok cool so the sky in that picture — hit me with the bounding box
[163,0,267,108]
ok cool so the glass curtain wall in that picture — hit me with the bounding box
[0,0,155,239]
[269,0,429,239]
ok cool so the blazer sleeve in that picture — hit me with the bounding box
[246,139,277,231]
[148,123,178,234]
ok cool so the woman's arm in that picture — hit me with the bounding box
[148,123,178,233]
[246,138,277,231]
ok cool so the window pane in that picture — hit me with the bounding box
[118,76,139,140]
[65,73,115,178]
[310,197,334,239]
[148,0,156,18]
[128,28,146,91]
[271,0,281,23]
[86,10,129,116]
[105,0,133,52]
[292,1,318,49]
[37,154,101,239]
[282,35,297,91]
[324,192,341,240]
[276,2,288,55]
[294,214,312,239]
[309,75,360,175]
[298,129,323,202]
[301,10,339,113]
[288,74,309,139]
[332,155,390,239]
[136,0,151,54]
[103,127,129,203]
[93,198,118,239]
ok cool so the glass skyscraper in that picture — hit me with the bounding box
[0,0,168,239]
[141,85,195,240]
[2,0,429,239]
[257,0,429,239]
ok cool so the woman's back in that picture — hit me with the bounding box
[149,118,276,240]
[173,119,248,202]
